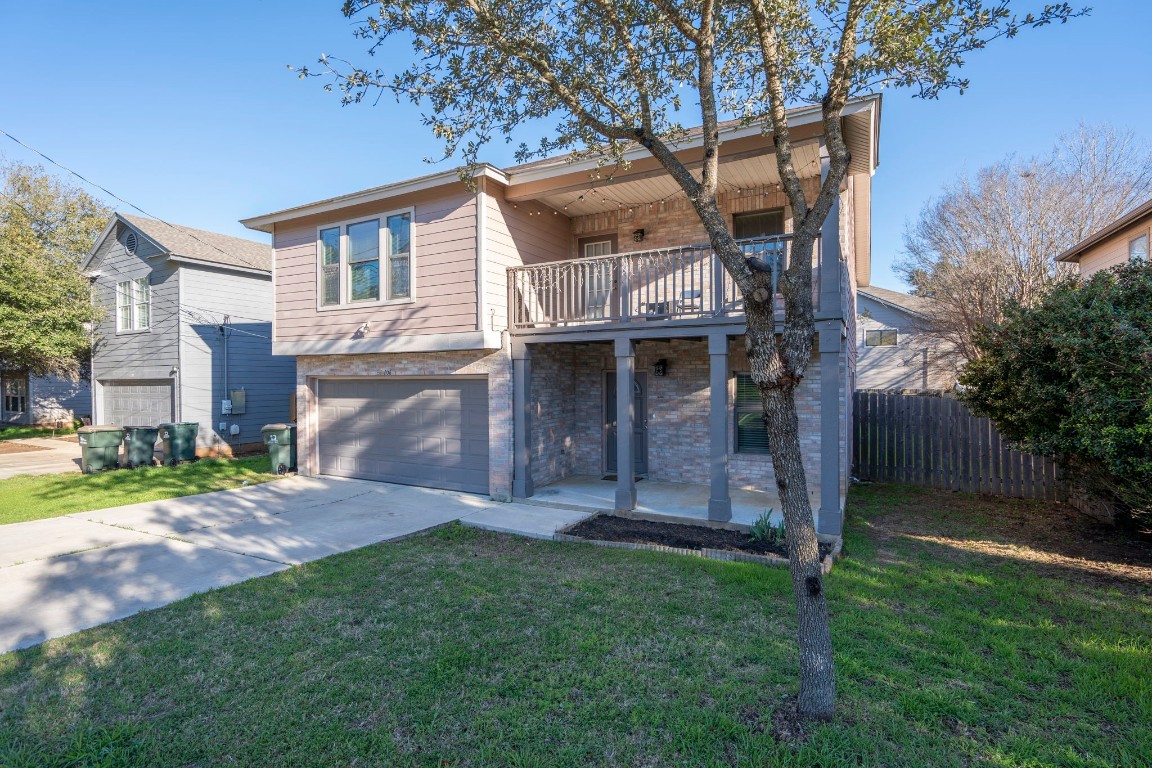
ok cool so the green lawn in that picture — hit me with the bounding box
[1,484,1149,767]
[0,425,75,441]
[0,456,280,525]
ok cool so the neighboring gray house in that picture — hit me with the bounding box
[82,214,296,455]
[0,370,89,426]
[856,286,956,391]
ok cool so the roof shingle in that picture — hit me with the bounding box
[120,214,271,272]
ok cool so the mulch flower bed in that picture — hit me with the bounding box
[562,514,832,560]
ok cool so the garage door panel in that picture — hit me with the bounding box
[317,378,489,494]
[102,380,174,426]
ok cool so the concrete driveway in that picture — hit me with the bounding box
[0,437,82,480]
[0,476,582,654]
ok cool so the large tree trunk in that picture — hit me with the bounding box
[743,231,836,720]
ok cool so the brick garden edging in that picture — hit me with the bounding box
[553,525,842,574]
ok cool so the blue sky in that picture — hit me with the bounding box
[2,2,1150,290]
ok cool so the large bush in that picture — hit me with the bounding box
[960,261,1152,522]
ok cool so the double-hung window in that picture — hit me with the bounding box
[734,373,770,455]
[116,278,150,331]
[318,211,412,307]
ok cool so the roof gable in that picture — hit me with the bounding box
[84,214,272,273]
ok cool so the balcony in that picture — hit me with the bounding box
[507,235,815,331]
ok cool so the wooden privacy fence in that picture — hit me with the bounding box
[852,391,1067,501]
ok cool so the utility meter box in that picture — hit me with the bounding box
[229,389,247,415]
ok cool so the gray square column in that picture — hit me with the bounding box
[818,323,843,535]
[512,342,533,498]
[614,337,637,511]
[707,333,732,521]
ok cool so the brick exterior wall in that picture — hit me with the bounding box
[527,336,841,513]
[568,179,821,257]
[295,347,514,501]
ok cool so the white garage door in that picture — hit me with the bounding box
[316,378,489,494]
[102,380,174,426]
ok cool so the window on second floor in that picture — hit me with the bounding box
[318,211,412,308]
[1129,233,1148,263]
[116,278,150,332]
[733,209,785,240]
[865,329,898,347]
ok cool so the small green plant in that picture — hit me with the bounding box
[750,511,785,546]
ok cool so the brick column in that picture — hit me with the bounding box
[708,333,732,521]
[512,341,533,498]
[614,337,637,511]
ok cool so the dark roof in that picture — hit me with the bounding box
[858,286,932,316]
[120,214,271,272]
[1056,197,1152,263]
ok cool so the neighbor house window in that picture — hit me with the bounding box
[317,211,412,307]
[116,278,150,331]
[734,373,770,455]
[865,329,898,346]
[1129,233,1148,263]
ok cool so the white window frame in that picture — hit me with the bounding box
[115,277,151,332]
[315,207,416,311]
[1128,232,1149,263]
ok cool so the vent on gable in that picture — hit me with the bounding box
[125,231,138,254]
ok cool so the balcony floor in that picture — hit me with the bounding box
[518,475,796,529]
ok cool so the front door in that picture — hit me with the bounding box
[2,373,29,423]
[604,372,648,476]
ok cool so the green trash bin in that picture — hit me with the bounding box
[121,426,159,469]
[77,426,124,473]
[157,422,200,465]
[261,423,297,475]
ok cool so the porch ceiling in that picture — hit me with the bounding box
[531,142,822,217]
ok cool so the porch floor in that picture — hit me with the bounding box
[521,475,789,529]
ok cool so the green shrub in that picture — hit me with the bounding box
[750,511,785,546]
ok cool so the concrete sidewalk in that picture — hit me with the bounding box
[0,437,82,480]
[0,475,589,653]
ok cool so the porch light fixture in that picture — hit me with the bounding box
[632,228,646,242]
[654,359,668,377]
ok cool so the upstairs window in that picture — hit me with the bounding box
[733,209,785,240]
[734,373,770,455]
[317,210,413,308]
[1129,233,1148,263]
[865,329,898,347]
[116,278,150,331]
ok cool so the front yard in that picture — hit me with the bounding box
[0,426,75,442]
[0,456,280,526]
[1,484,1148,766]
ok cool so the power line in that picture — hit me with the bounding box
[1,127,270,274]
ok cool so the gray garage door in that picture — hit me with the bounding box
[317,378,489,494]
[102,380,174,426]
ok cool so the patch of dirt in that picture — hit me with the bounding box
[769,701,809,745]
[563,515,832,559]
[0,442,52,455]
[859,486,1152,592]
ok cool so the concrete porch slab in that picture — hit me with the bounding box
[460,504,594,540]
[522,475,792,529]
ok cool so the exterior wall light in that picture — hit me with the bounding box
[654,359,668,377]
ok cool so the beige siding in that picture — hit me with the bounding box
[853,172,871,287]
[1076,220,1151,278]
[272,186,479,343]
[483,183,570,331]
[856,297,956,391]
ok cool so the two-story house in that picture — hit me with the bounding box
[83,214,296,456]
[241,96,881,537]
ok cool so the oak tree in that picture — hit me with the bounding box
[302,0,1084,720]
[0,161,110,379]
